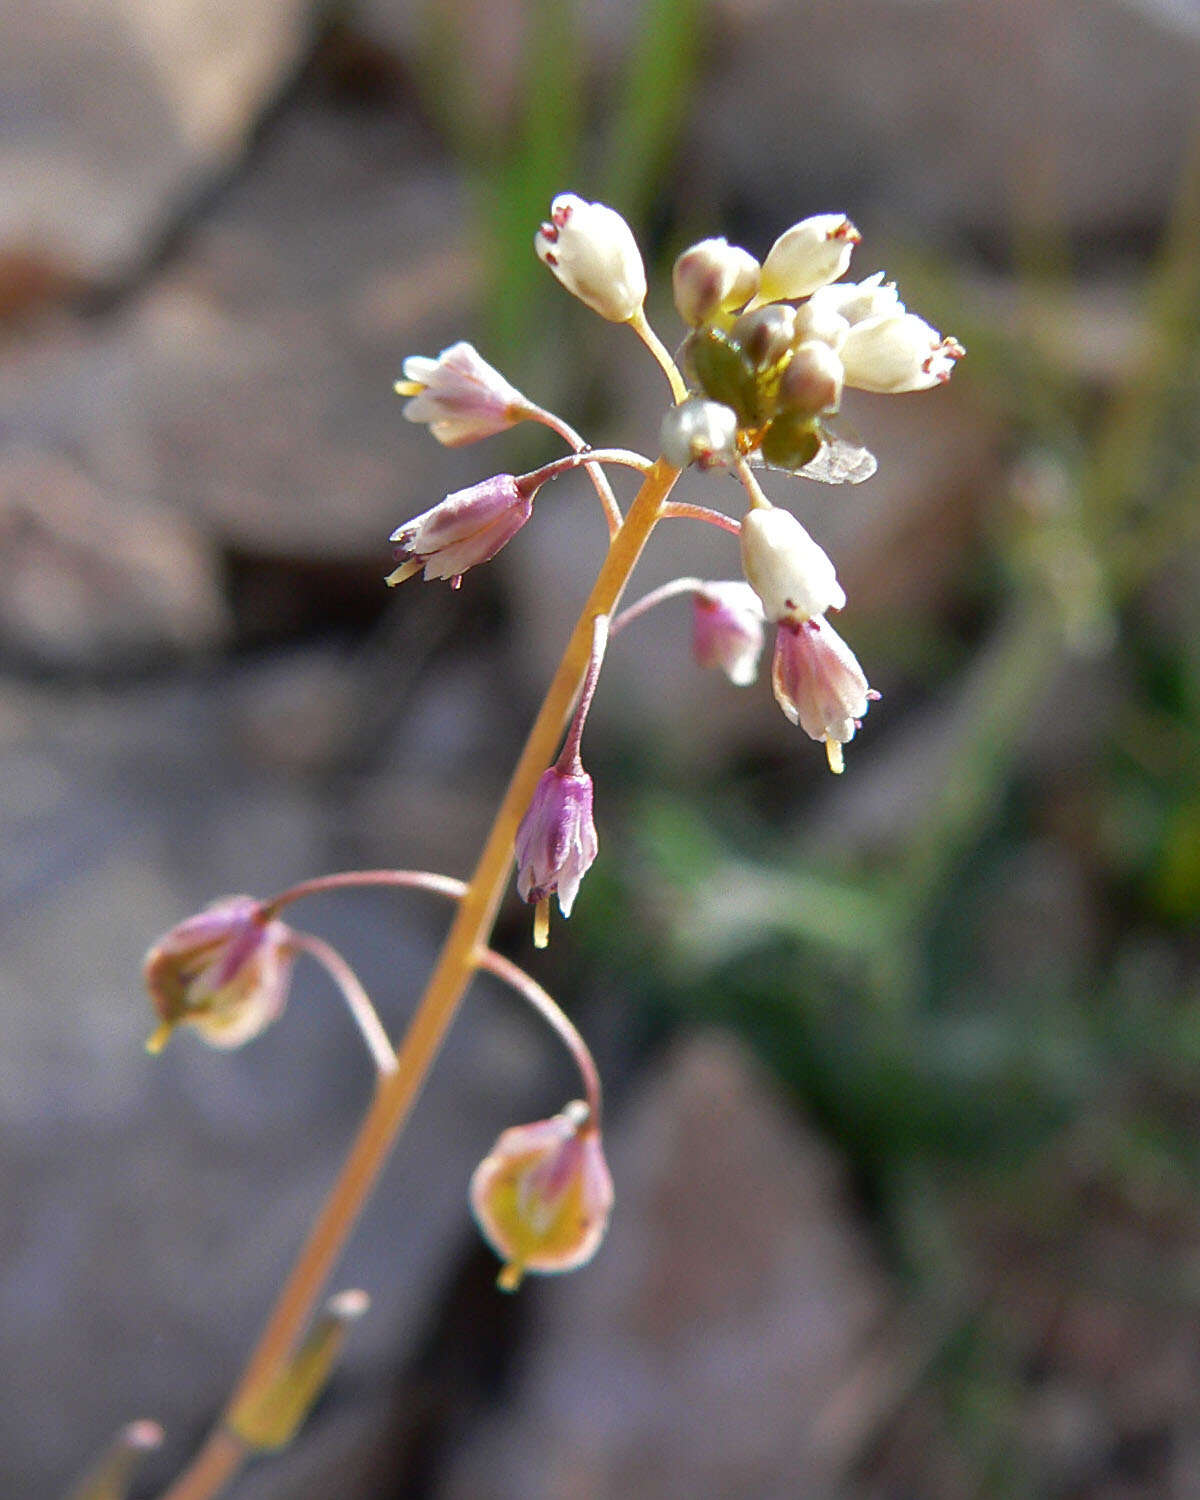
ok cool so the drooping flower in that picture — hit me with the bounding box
[143,895,294,1051]
[840,313,965,393]
[395,341,531,447]
[771,614,879,773]
[691,581,765,686]
[469,1100,614,1291]
[672,237,761,326]
[514,764,598,920]
[740,501,846,624]
[535,194,647,323]
[757,213,861,303]
[386,473,534,588]
[659,396,740,471]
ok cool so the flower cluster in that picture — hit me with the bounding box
[143,193,962,1313]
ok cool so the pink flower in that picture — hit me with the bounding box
[514,764,598,919]
[386,473,533,588]
[469,1101,614,1290]
[395,341,530,447]
[691,582,765,686]
[771,615,879,773]
[143,895,294,1050]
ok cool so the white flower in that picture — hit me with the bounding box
[535,194,647,323]
[740,503,845,624]
[808,271,903,328]
[841,313,965,393]
[757,214,860,303]
[672,238,761,326]
[659,397,739,470]
[395,342,530,447]
[771,614,878,772]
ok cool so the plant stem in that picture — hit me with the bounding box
[288,931,398,1076]
[659,500,742,535]
[629,306,688,402]
[155,457,680,1500]
[265,870,468,915]
[525,403,624,537]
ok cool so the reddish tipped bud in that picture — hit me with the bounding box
[758,214,860,302]
[534,194,646,323]
[771,615,878,773]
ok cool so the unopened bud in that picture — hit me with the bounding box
[469,1101,614,1291]
[143,896,294,1052]
[672,238,760,326]
[758,213,860,303]
[740,502,845,623]
[758,412,822,472]
[776,340,844,417]
[535,194,647,323]
[685,327,764,428]
[395,341,531,447]
[387,473,533,588]
[692,582,765,686]
[729,303,797,373]
[659,397,739,471]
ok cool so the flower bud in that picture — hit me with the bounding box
[672,237,760,326]
[469,1101,614,1290]
[775,340,844,418]
[659,397,739,471]
[395,341,531,447]
[771,615,879,773]
[792,298,850,349]
[386,473,533,588]
[514,764,598,919]
[757,214,860,302]
[729,303,797,374]
[740,503,845,623]
[143,895,294,1051]
[535,193,647,323]
[685,326,764,427]
[691,581,765,686]
[840,313,965,393]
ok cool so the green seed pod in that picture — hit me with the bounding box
[685,327,764,427]
[760,412,823,471]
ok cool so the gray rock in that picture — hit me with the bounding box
[436,1031,898,1500]
[0,0,315,293]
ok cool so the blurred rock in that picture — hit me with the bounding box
[436,1031,899,1500]
[0,96,485,566]
[686,0,1200,246]
[0,0,316,297]
[0,445,228,668]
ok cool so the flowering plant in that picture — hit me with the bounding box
[102,197,961,1500]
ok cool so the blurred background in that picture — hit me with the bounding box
[3,0,1200,1496]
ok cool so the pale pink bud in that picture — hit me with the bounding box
[740,503,845,624]
[672,237,761,325]
[771,615,879,773]
[840,312,965,393]
[776,339,844,417]
[757,214,860,303]
[395,341,530,446]
[691,581,765,686]
[143,895,294,1051]
[659,396,739,471]
[469,1101,614,1290]
[386,473,533,588]
[792,297,850,350]
[514,765,598,919]
[535,194,647,323]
